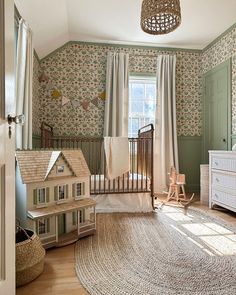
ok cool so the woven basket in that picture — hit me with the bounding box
[16,227,45,287]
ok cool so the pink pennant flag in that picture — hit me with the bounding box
[61,96,70,106]
[81,100,90,111]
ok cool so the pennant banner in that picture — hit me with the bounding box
[61,96,70,106]
[81,100,90,111]
[71,99,80,108]
[98,90,106,101]
[51,89,62,99]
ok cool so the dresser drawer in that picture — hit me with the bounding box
[211,156,236,172]
[212,189,236,208]
[212,171,236,190]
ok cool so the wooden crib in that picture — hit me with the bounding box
[40,122,154,208]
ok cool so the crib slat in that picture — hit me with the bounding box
[132,139,134,192]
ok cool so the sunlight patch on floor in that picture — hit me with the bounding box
[170,225,188,236]
[182,223,224,236]
[200,235,236,256]
[164,213,193,222]
[163,207,236,256]
[171,224,216,256]
[182,222,236,255]
[161,206,195,221]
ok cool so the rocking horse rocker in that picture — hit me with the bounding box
[163,166,195,207]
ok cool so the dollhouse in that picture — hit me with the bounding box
[16,149,96,248]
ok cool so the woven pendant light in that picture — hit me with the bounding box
[141,0,181,35]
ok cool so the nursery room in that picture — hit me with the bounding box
[0,0,236,294]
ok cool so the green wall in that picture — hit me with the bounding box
[178,136,202,192]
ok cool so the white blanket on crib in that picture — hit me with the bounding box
[104,137,130,180]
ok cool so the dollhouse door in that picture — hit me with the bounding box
[58,214,66,235]
[0,1,16,294]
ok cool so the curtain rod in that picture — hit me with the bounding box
[130,54,158,58]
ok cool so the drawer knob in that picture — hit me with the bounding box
[215,193,219,199]
[214,161,218,166]
[216,178,220,182]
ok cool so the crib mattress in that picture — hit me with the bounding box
[90,173,150,193]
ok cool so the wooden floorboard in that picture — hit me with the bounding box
[16,200,236,295]
[16,244,89,295]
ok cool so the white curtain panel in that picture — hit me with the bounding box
[15,19,33,149]
[104,52,129,136]
[154,55,179,193]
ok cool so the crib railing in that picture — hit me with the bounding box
[40,123,154,200]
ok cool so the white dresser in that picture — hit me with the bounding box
[209,151,236,212]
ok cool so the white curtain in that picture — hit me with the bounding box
[104,52,129,136]
[154,55,179,193]
[15,19,33,149]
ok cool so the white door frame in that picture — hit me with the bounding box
[0,0,16,294]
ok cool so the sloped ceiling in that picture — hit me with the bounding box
[15,0,236,59]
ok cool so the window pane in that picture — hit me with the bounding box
[131,100,143,113]
[146,84,156,99]
[58,185,65,200]
[38,188,45,203]
[131,118,139,136]
[76,183,82,196]
[38,220,46,234]
[131,83,144,99]
[144,101,156,115]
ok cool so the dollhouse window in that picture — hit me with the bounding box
[58,185,66,200]
[57,165,64,173]
[76,183,85,198]
[38,188,46,204]
[38,219,49,235]
[34,188,49,206]
[54,184,68,202]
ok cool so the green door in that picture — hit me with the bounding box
[58,214,66,235]
[203,60,231,163]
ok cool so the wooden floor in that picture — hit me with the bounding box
[16,199,236,295]
[16,244,89,295]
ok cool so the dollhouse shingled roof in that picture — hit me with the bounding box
[16,149,90,184]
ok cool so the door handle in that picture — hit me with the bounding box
[223,138,226,143]
[7,114,25,138]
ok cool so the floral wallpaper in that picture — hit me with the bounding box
[32,54,41,135]
[202,26,236,133]
[37,43,202,137]
[32,25,235,138]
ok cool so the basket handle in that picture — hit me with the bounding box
[16,219,32,241]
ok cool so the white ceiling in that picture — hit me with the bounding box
[15,0,236,59]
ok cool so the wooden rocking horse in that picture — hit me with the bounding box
[163,166,194,207]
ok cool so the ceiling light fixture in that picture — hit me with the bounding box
[141,0,182,35]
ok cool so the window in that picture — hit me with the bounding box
[37,218,50,235]
[58,185,66,200]
[38,188,46,204]
[33,188,49,206]
[79,209,85,224]
[128,76,156,137]
[54,184,68,202]
[57,165,64,173]
[75,183,85,198]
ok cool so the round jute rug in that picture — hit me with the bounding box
[75,207,236,295]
